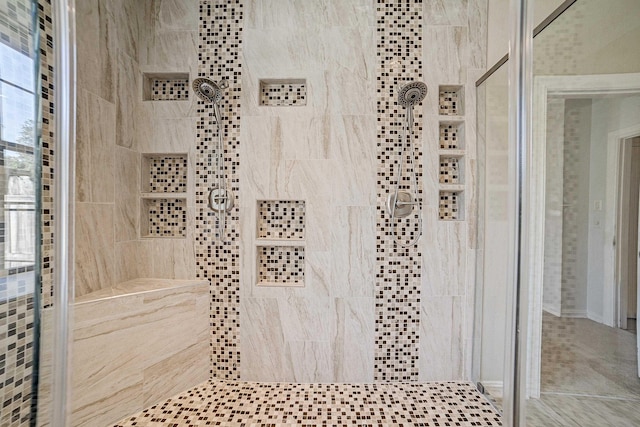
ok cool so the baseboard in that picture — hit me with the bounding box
[543,304,562,317]
[561,309,587,318]
[587,311,604,324]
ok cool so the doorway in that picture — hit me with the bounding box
[618,136,640,333]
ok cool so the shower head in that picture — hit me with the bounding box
[192,77,227,104]
[397,81,428,107]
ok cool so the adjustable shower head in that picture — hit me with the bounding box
[397,81,428,107]
[192,77,227,104]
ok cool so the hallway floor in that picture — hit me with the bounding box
[113,380,502,426]
[527,313,640,426]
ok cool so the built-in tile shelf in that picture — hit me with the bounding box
[259,79,307,107]
[141,197,187,238]
[437,86,465,221]
[439,190,464,221]
[438,85,463,116]
[439,121,464,150]
[257,199,305,240]
[142,153,188,193]
[143,72,190,101]
[141,153,188,238]
[255,200,306,287]
[256,245,305,287]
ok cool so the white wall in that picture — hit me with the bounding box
[587,96,640,321]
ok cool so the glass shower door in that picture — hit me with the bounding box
[0,1,40,426]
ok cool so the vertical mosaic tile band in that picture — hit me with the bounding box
[439,191,460,220]
[257,246,305,285]
[150,78,190,101]
[439,157,460,184]
[375,0,423,381]
[195,0,243,379]
[439,122,462,150]
[257,200,305,240]
[439,87,462,116]
[259,80,307,106]
[144,198,187,237]
[0,296,35,427]
[145,155,188,193]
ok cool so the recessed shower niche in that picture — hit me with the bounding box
[438,85,465,221]
[141,153,188,238]
[143,72,190,101]
[259,79,307,106]
[255,200,306,287]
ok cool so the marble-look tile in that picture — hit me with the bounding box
[424,0,469,26]
[259,0,331,30]
[423,26,468,85]
[327,0,374,28]
[140,30,198,71]
[240,297,294,381]
[155,0,198,32]
[76,0,115,103]
[280,114,331,160]
[108,0,141,60]
[304,250,332,299]
[138,117,197,154]
[172,228,196,279]
[72,281,208,426]
[467,0,488,69]
[114,240,153,284]
[278,295,333,342]
[287,341,334,383]
[333,297,374,382]
[422,221,467,296]
[116,53,140,149]
[36,307,54,427]
[239,117,275,199]
[76,89,116,204]
[324,26,375,75]
[114,147,139,242]
[332,207,375,297]
[142,340,209,407]
[418,296,464,381]
[75,203,115,296]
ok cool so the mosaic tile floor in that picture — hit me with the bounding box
[113,380,502,426]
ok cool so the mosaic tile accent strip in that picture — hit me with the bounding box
[0,295,35,427]
[439,122,463,150]
[195,0,243,379]
[259,79,307,106]
[143,198,187,237]
[257,200,305,240]
[257,245,304,285]
[439,191,461,221]
[439,157,461,184]
[0,0,32,54]
[144,154,188,193]
[150,77,189,101]
[113,380,503,427]
[439,86,463,116]
[375,0,423,381]
[38,0,54,309]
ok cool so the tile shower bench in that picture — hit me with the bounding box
[70,278,209,427]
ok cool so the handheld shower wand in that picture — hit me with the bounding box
[386,81,427,247]
[193,77,233,241]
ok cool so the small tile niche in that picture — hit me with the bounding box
[141,197,187,238]
[439,156,463,184]
[143,72,190,101]
[257,200,305,240]
[142,153,188,194]
[257,245,305,287]
[259,79,307,106]
[439,191,464,221]
[438,85,464,116]
[141,153,188,238]
[439,121,464,150]
[256,200,306,287]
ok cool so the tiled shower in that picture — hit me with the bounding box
[68,0,487,389]
[2,0,487,425]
